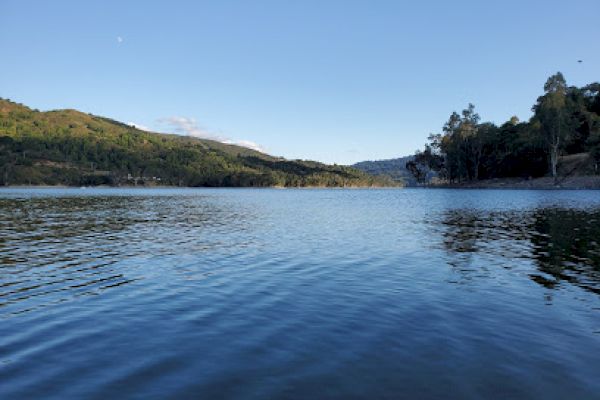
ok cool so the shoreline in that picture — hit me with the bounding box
[425,175,600,190]
[0,184,403,190]
[3,176,600,190]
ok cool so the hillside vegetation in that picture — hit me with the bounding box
[0,99,396,187]
[353,156,415,186]
[353,156,437,186]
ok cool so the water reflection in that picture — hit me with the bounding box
[440,207,600,295]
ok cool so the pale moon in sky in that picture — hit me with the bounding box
[117,36,123,43]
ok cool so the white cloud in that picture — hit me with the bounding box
[128,122,151,131]
[158,116,267,153]
[222,139,266,153]
[117,36,123,43]
[158,116,211,139]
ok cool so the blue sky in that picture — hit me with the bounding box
[1,0,599,164]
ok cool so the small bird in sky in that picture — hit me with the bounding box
[578,60,583,63]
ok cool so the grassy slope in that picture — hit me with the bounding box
[0,99,397,187]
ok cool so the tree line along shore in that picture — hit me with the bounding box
[406,73,600,188]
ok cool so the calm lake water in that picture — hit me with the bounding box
[1,188,600,399]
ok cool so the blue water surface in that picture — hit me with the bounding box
[1,188,599,399]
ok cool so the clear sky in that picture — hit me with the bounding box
[1,0,599,164]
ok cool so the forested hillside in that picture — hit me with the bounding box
[407,73,600,184]
[353,156,419,186]
[0,99,395,187]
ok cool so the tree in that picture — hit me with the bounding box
[459,104,481,179]
[533,72,569,182]
[437,104,481,181]
[587,117,600,174]
[405,159,427,184]
[440,111,462,181]
[410,73,598,184]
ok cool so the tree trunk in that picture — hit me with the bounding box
[551,142,559,184]
[474,146,482,181]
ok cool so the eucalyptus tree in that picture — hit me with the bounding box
[460,104,481,180]
[533,72,569,182]
[439,104,481,181]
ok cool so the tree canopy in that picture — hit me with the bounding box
[408,73,600,183]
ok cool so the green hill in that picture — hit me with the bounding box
[0,99,396,187]
[353,156,436,186]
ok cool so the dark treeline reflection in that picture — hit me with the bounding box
[440,207,600,295]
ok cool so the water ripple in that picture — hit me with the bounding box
[1,188,600,399]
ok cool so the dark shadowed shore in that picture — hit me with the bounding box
[429,175,600,190]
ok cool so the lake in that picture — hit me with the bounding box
[1,188,599,399]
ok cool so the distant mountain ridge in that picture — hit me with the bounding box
[0,98,396,187]
[352,156,417,186]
